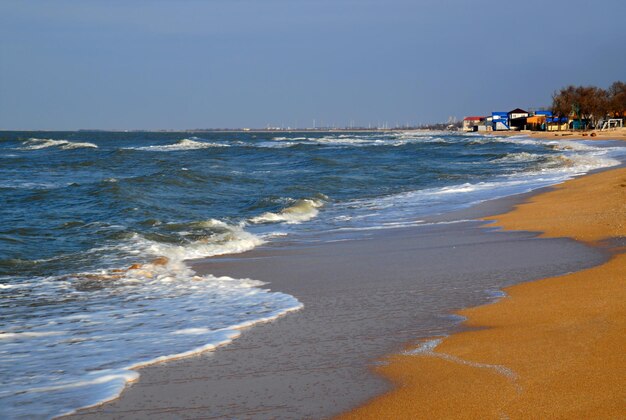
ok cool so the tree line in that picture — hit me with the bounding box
[552,81,626,128]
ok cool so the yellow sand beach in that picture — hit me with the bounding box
[532,127,626,141]
[499,127,626,142]
[340,166,626,419]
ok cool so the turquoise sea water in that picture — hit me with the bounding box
[0,130,623,418]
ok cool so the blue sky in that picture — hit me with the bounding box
[1,0,625,130]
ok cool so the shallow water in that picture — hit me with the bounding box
[0,130,623,418]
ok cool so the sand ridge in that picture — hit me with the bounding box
[340,167,626,419]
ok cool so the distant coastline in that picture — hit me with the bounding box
[1,127,421,133]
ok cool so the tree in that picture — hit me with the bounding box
[552,84,609,129]
[552,85,576,118]
[579,86,609,127]
[607,81,626,118]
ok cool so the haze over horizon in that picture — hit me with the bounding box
[1,0,625,131]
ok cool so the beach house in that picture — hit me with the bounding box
[546,116,569,131]
[526,115,545,131]
[492,112,510,130]
[525,110,552,131]
[508,108,529,130]
[462,116,484,132]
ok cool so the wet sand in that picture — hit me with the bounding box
[340,167,626,419]
[68,189,610,419]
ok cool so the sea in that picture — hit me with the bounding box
[0,130,623,418]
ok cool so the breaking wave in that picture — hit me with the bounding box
[127,138,230,151]
[0,217,301,418]
[129,219,265,260]
[19,138,98,150]
[492,152,542,163]
[261,132,446,148]
[533,151,620,173]
[250,197,326,224]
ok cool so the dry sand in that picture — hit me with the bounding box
[484,166,626,245]
[340,167,626,419]
[536,127,626,141]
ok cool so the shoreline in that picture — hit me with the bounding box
[66,155,621,418]
[489,126,626,141]
[339,165,625,418]
[3,126,626,140]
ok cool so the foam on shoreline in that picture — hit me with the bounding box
[0,219,302,419]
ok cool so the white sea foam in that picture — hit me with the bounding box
[260,231,289,239]
[533,151,620,174]
[172,327,212,335]
[255,140,298,148]
[403,338,443,355]
[332,220,427,232]
[0,181,65,190]
[0,216,301,418]
[19,138,98,150]
[1,273,300,419]
[128,138,230,151]
[403,338,518,381]
[146,219,265,260]
[259,132,446,148]
[250,197,325,224]
[493,152,542,163]
[0,331,64,340]
[62,142,99,150]
[323,139,621,233]
[272,136,308,141]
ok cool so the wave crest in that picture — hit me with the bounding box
[493,152,542,163]
[128,138,229,151]
[20,138,98,150]
[250,197,326,224]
